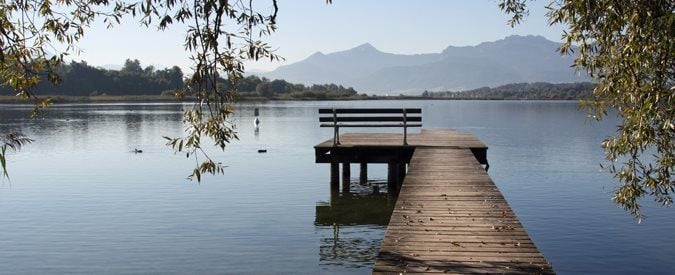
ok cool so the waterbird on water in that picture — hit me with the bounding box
[133,148,143,153]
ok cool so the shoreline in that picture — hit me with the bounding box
[0,95,583,104]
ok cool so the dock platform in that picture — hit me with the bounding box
[314,130,554,274]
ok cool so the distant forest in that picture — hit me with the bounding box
[0,59,360,99]
[236,76,359,99]
[0,59,595,101]
[423,82,596,100]
[7,59,185,96]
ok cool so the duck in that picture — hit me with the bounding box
[133,148,143,153]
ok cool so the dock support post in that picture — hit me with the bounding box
[360,162,367,184]
[342,162,350,191]
[330,161,339,191]
[388,162,398,191]
[397,162,406,187]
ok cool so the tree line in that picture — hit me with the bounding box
[0,59,360,99]
[422,82,596,100]
[0,59,185,96]
[236,76,360,99]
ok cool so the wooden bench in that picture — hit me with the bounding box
[319,108,422,146]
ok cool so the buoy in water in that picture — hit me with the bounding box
[257,149,267,153]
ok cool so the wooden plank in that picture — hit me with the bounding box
[319,116,422,122]
[318,108,422,114]
[313,131,488,149]
[373,148,554,274]
[320,123,423,127]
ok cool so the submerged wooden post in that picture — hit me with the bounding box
[359,162,367,184]
[330,161,339,191]
[372,183,380,195]
[341,162,350,191]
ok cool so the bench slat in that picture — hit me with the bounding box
[318,108,421,114]
[319,116,422,122]
[318,108,422,145]
[320,123,422,128]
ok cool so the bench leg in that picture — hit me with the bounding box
[403,126,408,145]
[333,127,337,146]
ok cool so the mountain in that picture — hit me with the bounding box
[262,43,438,86]
[259,35,589,94]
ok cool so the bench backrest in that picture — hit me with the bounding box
[318,108,421,124]
[318,108,422,145]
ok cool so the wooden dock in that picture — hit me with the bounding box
[314,130,554,274]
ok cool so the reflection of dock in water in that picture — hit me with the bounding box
[315,181,396,268]
[317,224,384,269]
[315,183,395,226]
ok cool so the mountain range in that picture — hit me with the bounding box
[258,35,589,95]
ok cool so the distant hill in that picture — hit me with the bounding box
[259,35,590,95]
[426,82,596,100]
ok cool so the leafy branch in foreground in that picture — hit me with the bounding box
[146,0,281,181]
[1,0,281,181]
[1,0,133,175]
[501,0,674,221]
[1,132,33,179]
[163,104,237,182]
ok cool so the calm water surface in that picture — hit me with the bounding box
[0,100,673,274]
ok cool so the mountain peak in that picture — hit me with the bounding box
[352,43,379,52]
[308,51,325,58]
[303,51,326,62]
[502,34,549,42]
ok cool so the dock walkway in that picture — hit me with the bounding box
[314,129,554,274]
[373,148,553,274]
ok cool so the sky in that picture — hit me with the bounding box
[73,0,566,72]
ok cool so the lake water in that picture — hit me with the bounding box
[0,100,673,274]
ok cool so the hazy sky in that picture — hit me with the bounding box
[74,0,566,72]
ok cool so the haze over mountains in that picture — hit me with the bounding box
[258,35,589,95]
